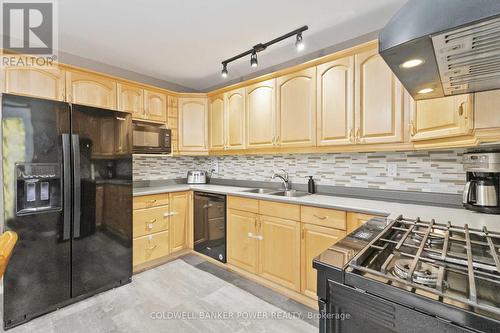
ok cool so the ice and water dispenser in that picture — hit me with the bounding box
[16,163,62,215]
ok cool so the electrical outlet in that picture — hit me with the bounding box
[387,164,398,177]
[212,158,219,173]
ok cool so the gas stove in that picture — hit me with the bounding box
[313,216,500,333]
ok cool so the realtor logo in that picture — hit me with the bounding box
[1,0,57,67]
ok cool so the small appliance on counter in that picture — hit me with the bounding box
[187,170,208,184]
[463,146,500,214]
[314,215,500,333]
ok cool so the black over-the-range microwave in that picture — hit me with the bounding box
[132,121,171,154]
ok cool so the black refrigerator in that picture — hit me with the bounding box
[1,94,133,329]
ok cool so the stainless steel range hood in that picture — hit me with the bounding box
[379,0,500,100]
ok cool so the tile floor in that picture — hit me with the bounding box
[5,255,318,333]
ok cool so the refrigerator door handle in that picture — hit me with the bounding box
[62,134,71,241]
[72,134,81,239]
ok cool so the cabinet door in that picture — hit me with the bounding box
[115,116,132,155]
[346,212,382,234]
[301,224,345,298]
[178,97,208,152]
[133,231,170,267]
[225,88,246,150]
[259,215,301,291]
[144,89,167,122]
[117,83,144,118]
[3,66,65,101]
[277,68,317,147]
[475,90,500,129]
[99,118,115,156]
[209,95,225,151]
[316,57,355,146]
[355,48,404,144]
[227,209,259,273]
[411,94,473,141]
[66,70,117,109]
[246,79,277,148]
[169,191,191,253]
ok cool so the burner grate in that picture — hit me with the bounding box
[349,215,500,315]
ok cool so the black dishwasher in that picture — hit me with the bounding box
[193,192,226,263]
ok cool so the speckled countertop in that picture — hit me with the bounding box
[133,184,500,231]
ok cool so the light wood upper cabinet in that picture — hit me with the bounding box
[169,191,191,253]
[3,67,65,101]
[178,97,208,152]
[316,57,355,146]
[144,89,167,122]
[259,215,301,291]
[209,95,225,151]
[301,223,345,298]
[227,209,259,273]
[277,68,317,147]
[225,88,246,150]
[117,83,144,118]
[475,90,500,129]
[355,48,404,144]
[66,70,117,109]
[246,79,277,149]
[411,94,473,141]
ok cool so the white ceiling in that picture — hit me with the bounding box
[58,0,408,91]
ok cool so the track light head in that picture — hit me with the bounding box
[250,51,258,68]
[221,64,228,78]
[295,32,304,51]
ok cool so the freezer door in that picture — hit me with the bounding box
[70,104,132,298]
[1,94,71,328]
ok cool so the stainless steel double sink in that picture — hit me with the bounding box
[241,188,310,197]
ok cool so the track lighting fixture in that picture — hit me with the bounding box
[250,51,258,68]
[220,25,308,76]
[221,63,228,78]
[295,32,304,51]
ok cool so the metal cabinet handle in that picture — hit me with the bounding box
[164,212,178,217]
[272,135,276,146]
[313,214,328,220]
[410,121,416,136]
[145,244,157,251]
[147,219,157,224]
[348,129,354,143]
[458,102,465,117]
[248,232,264,241]
[355,128,360,143]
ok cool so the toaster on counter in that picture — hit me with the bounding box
[187,170,207,184]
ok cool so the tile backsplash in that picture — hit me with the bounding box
[133,150,466,194]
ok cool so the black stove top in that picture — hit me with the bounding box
[348,216,500,319]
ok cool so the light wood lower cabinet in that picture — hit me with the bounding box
[169,191,191,253]
[133,231,170,267]
[259,215,301,291]
[346,212,383,233]
[227,209,259,273]
[133,192,191,270]
[133,205,170,238]
[301,223,346,298]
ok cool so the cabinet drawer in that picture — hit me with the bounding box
[133,231,170,266]
[301,206,346,230]
[259,200,300,221]
[133,206,170,237]
[227,196,259,213]
[133,194,169,210]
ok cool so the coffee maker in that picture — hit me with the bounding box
[463,147,500,214]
